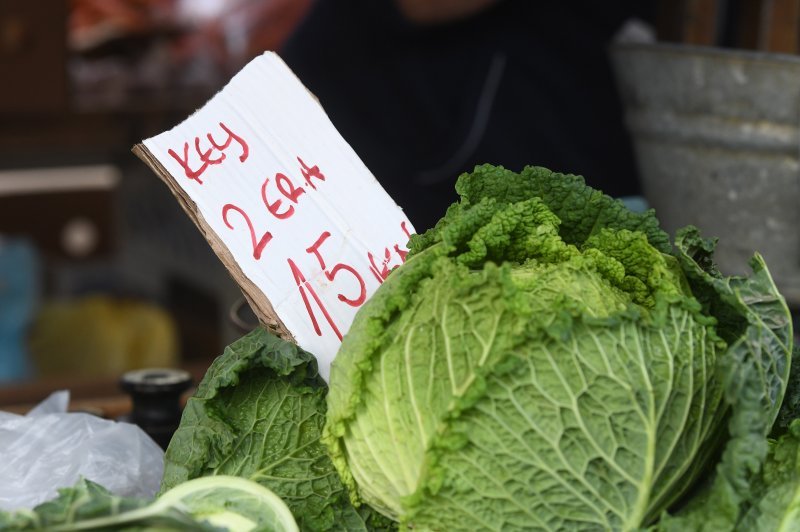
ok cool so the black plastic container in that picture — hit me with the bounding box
[119,368,193,449]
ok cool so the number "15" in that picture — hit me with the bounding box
[288,231,367,340]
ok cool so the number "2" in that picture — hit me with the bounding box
[222,203,272,260]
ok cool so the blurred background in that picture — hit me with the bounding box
[0,0,313,413]
[2,0,800,415]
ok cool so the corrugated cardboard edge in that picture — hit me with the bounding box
[132,143,294,343]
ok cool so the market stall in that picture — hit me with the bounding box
[2,1,800,530]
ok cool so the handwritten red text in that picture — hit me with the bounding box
[168,122,249,184]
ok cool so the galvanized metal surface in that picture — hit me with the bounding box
[612,43,800,304]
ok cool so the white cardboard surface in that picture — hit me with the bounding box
[143,52,414,380]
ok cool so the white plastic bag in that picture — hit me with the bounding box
[0,390,164,511]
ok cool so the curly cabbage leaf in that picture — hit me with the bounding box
[160,329,394,531]
[323,165,792,530]
[775,347,800,436]
[646,235,795,532]
[656,412,800,532]
[738,419,800,531]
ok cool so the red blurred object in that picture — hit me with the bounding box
[69,0,177,53]
[66,0,312,103]
[69,0,311,68]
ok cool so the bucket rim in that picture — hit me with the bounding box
[610,41,800,67]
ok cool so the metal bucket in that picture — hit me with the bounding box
[611,43,800,304]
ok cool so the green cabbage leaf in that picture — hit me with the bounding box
[738,419,800,531]
[160,329,393,531]
[0,475,297,531]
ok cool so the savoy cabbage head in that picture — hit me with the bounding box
[323,165,793,530]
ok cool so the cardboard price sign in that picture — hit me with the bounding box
[133,52,414,380]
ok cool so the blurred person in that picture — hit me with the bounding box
[281,0,654,230]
